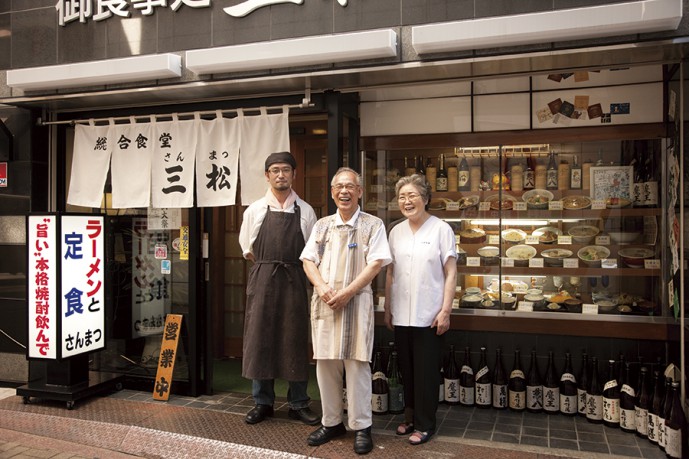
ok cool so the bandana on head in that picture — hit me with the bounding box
[264,152,297,171]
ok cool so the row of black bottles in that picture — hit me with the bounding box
[369,349,404,416]
[441,346,686,458]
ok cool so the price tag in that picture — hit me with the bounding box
[517,301,534,312]
[452,298,460,309]
[602,259,617,269]
[582,303,599,315]
[513,202,527,211]
[377,296,385,311]
[529,258,544,268]
[591,199,606,210]
[370,184,384,193]
[525,235,540,245]
[563,258,579,268]
[502,258,514,267]
[595,235,610,245]
[558,235,572,245]
[466,257,481,267]
[513,283,528,294]
[446,202,460,211]
[478,202,491,211]
[549,201,563,211]
[645,259,661,269]
[488,235,500,245]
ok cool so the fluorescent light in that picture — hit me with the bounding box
[186,29,398,75]
[412,0,682,54]
[7,54,182,91]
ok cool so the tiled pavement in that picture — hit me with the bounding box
[0,386,670,458]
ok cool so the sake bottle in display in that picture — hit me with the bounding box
[436,153,448,192]
[416,155,426,178]
[405,156,416,177]
[586,357,603,423]
[619,362,637,433]
[570,155,582,189]
[647,370,664,444]
[444,345,460,405]
[459,347,475,407]
[664,381,686,459]
[658,377,673,451]
[508,349,526,412]
[526,350,543,413]
[603,360,620,428]
[371,351,389,415]
[577,352,589,417]
[475,347,492,408]
[387,350,404,415]
[458,156,470,191]
[426,157,437,192]
[546,151,558,190]
[438,366,445,404]
[543,351,560,414]
[559,352,578,416]
[635,366,651,438]
[492,348,508,410]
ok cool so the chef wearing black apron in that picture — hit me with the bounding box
[239,152,319,426]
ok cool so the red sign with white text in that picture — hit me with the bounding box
[0,162,7,187]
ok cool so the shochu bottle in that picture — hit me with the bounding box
[475,347,492,408]
[586,357,603,424]
[577,352,589,417]
[635,366,651,438]
[647,370,664,444]
[508,349,526,412]
[387,350,404,415]
[619,362,637,433]
[526,350,543,413]
[492,348,508,410]
[658,377,673,451]
[664,381,687,459]
[459,347,475,407]
[371,351,389,415]
[444,345,460,406]
[543,351,560,415]
[559,352,578,416]
[602,360,620,428]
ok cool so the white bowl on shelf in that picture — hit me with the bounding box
[522,189,554,209]
[568,225,600,244]
[505,244,537,266]
[608,231,640,244]
[577,245,611,267]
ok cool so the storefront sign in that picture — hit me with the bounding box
[56,0,349,26]
[27,216,57,359]
[148,208,181,230]
[180,226,190,261]
[153,314,183,401]
[60,215,106,358]
[28,215,106,359]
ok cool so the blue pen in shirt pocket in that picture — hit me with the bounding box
[348,242,357,249]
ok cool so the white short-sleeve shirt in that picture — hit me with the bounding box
[388,215,457,327]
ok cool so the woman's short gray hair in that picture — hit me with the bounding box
[331,167,361,186]
[395,174,431,205]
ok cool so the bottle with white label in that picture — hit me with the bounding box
[603,360,620,428]
[619,362,637,433]
[586,357,603,423]
[492,348,508,410]
[543,351,560,414]
[659,377,673,452]
[577,352,589,417]
[559,352,578,416]
[647,370,664,444]
[444,345,460,405]
[635,366,651,438]
[371,351,389,415]
[459,347,475,406]
[526,350,543,413]
[475,347,492,408]
[664,381,686,459]
[508,349,526,412]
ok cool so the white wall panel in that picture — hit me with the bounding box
[532,65,663,90]
[473,76,531,94]
[474,93,531,131]
[359,81,472,102]
[361,97,471,136]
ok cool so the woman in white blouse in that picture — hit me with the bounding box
[384,174,457,446]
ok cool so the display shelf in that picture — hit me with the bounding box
[454,265,660,277]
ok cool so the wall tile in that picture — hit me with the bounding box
[401,0,474,25]
[11,8,57,68]
[335,0,401,33]
[58,16,106,63]
[11,0,56,11]
[271,1,333,40]
[106,16,158,58]
[212,5,271,47]
[157,5,212,52]
[0,14,10,70]
[475,0,550,19]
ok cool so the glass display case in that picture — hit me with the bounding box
[363,137,674,340]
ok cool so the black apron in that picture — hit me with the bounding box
[242,203,310,381]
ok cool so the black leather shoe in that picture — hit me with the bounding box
[245,404,274,424]
[353,426,373,455]
[288,407,321,425]
[307,423,347,446]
